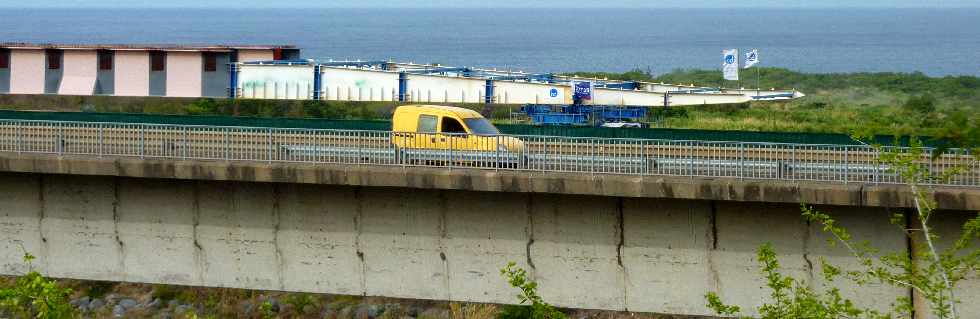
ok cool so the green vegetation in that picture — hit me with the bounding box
[705,139,980,319]
[499,262,566,319]
[566,68,980,137]
[2,68,977,138]
[0,251,77,319]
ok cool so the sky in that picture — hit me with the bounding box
[1,0,978,8]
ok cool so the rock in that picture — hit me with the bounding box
[240,301,255,315]
[175,304,193,315]
[105,293,121,304]
[355,304,384,319]
[89,298,106,311]
[338,305,356,319]
[168,299,179,308]
[418,308,449,319]
[303,304,319,315]
[119,298,139,310]
[70,296,91,307]
[112,304,126,318]
[146,298,162,309]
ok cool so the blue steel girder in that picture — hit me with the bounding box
[318,60,388,67]
[601,81,640,90]
[404,66,472,75]
[487,73,554,82]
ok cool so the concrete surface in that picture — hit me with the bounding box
[1,171,976,317]
[0,154,976,211]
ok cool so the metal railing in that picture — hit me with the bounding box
[0,119,976,187]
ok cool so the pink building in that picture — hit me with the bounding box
[0,43,299,98]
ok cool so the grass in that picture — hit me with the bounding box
[566,67,979,138]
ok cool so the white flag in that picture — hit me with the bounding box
[744,49,760,69]
[722,49,739,81]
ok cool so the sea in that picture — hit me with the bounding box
[1,8,978,76]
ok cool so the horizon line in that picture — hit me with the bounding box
[2,6,979,9]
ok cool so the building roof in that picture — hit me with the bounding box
[0,42,297,52]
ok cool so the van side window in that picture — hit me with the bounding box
[418,115,437,133]
[441,117,467,134]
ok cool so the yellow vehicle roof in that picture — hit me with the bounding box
[397,105,484,119]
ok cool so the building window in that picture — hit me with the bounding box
[98,50,113,70]
[203,52,217,72]
[150,51,165,71]
[0,49,8,69]
[46,50,62,70]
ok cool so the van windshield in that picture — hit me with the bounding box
[463,118,500,135]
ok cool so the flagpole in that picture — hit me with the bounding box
[757,63,761,97]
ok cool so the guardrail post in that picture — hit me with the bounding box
[267,128,273,163]
[843,146,849,184]
[688,141,694,177]
[182,127,188,160]
[738,143,744,180]
[494,135,499,171]
[224,129,230,161]
[139,124,145,159]
[16,122,22,154]
[57,123,64,155]
[98,123,104,157]
[590,138,596,176]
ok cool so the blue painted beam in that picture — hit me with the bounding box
[485,79,494,104]
[228,64,238,99]
[404,66,471,74]
[312,64,322,100]
[398,72,408,102]
[603,81,640,90]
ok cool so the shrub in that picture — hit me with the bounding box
[0,251,77,319]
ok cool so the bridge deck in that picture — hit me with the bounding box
[0,119,976,188]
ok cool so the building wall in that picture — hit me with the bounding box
[44,50,63,94]
[95,52,114,95]
[493,81,567,104]
[321,67,398,101]
[0,49,9,93]
[406,74,485,103]
[165,52,202,98]
[201,53,231,98]
[238,64,313,99]
[58,50,98,96]
[114,51,150,97]
[149,53,166,97]
[593,88,666,106]
[237,49,273,62]
[8,49,45,94]
[2,173,968,317]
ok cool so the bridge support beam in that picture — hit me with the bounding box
[2,171,975,317]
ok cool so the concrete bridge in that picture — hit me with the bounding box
[0,123,978,317]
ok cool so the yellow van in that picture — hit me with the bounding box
[390,105,524,153]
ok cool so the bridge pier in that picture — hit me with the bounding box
[0,171,976,317]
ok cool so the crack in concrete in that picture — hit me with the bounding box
[192,181,205,286]
[616,198,629,311]
[37,175,48,271]
[802,219,815,286]
[273,184,285,291]
[438,191,451,301]
[707,201,721,292]
[112,177,125,279]
[525,194,536,270]
[353,187,367,296]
